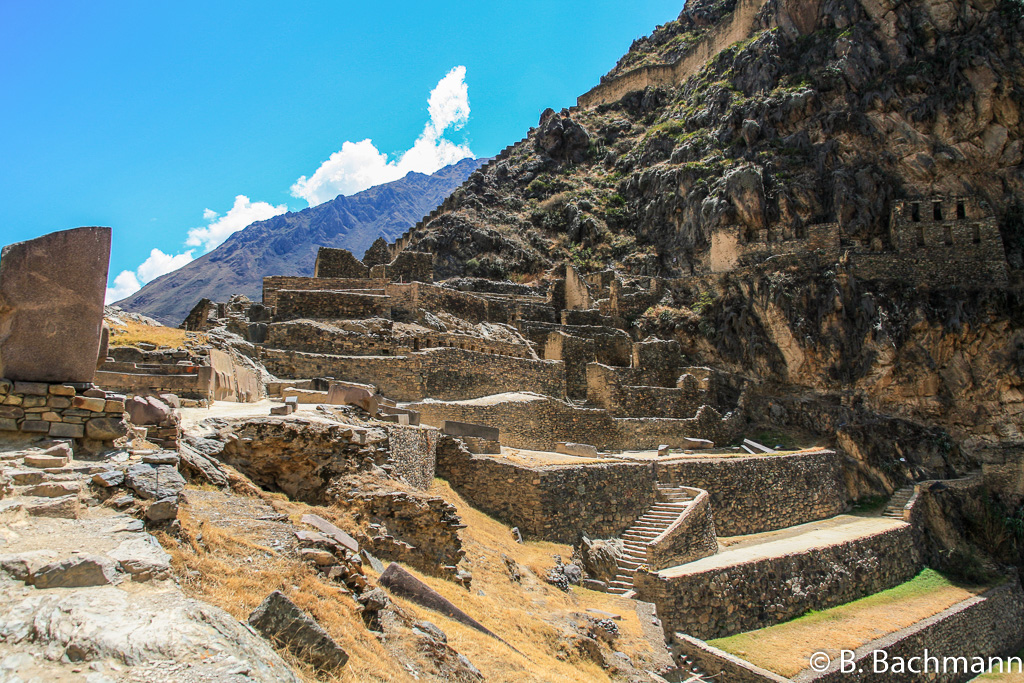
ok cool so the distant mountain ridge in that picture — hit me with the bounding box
[118,157,487,325]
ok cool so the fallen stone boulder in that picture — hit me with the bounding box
[556,442,599,457]
[125,463,185,500]
[125,395,173,426]
[144,496,179,523]
[326,383,378,416]
[32,554,121,588]
[248,591,349,671]
[379,563,513,649]
[0,226,111,383]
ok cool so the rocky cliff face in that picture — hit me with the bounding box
[396,0,1024,569]
[118,158,486,325]
[402,0,1024,279]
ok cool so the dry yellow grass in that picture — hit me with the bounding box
[107,319,204,348]
[710,569,991,677]
[167,480,668,682]
[161,503,413,682]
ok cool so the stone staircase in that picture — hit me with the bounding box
[608,484,694,596]
[882,485,916,520]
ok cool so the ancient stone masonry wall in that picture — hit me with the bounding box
[266,321,534,359]
[436,437,657,542]
[635,524,922,640]
[608,385,707,420]
[385,251,433,283]
[476,294,557,325]
[97,349,261,403]
[0,380,126,443]
[313,247,370,279]
[801,582,1024,683]
[414,395,740,452]
[274,290,392,322]
[711,221,841,273]
[258,347,565,402]
[384,424,439,490]
[386,283,489,324]
[543,332,596,400]
[656,450,846,536]
[262,276,386,308]
[576,0,770,108]
[646,487,718,570]
[521,323,632,366]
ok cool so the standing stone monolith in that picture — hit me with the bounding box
[0,227,111,383]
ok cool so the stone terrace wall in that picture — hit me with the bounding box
[384,424,439,490]
[657,450,846,536]
[262,276,386,307]
[610,384,706,419]
[314,247,369,279]
[386,283,489,324]
[258,347,565,402]
[412,395,740,451]
[800,581,1024,683]
[95,368,210,400]
[635,524,921,639]
[274,290,391,321]
[0,380,125,443]
[647,487,718,570]
[436,437,656,542]
[266,321,534,359]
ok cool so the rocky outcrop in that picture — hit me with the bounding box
[248,591,349,672]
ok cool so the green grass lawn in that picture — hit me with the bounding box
[974,647,1024,680]
[709,569,994,677]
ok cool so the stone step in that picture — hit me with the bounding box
[638,512,680,521]
[632,522,672,531]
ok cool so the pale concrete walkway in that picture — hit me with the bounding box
[659,515,908,578]
[178,398,334,430]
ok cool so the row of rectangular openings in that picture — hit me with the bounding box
[915,224,982,245]
[910,201,968,222]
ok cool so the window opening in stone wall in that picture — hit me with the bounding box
[944,225,953,245]
[957,201,967,220]
[916,226,925,246]
[933,202,943,221]
[911,203,921,222]
[973,224,981,244]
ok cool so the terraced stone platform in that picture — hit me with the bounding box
[636,515,922,639]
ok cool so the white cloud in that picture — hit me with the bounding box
[105,195,285,303]
[186,195,287,253]
[291,65,474,206]
[136,248,195,283]
[105,270,142,304]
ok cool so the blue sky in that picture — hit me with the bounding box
[0,1,683,299]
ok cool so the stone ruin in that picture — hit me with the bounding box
[0,227,127,447]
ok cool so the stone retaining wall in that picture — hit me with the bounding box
[274,290,392,321]
[412,394,739,451]
[635,524,921,639]
[262,276,386,307]
[647,487,718,570]
[436,437,656,542]
[259,347,565,401]
[673,635,789,683]
[657,450,846,536]
[0,380,126,444]
[795,581,1024,682]
[385,424,439,490]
